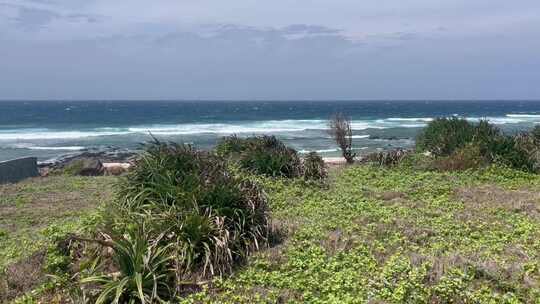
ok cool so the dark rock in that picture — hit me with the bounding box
[65,157,104,176]
[38,147,137,172]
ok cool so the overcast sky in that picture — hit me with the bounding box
[1,0,539,100]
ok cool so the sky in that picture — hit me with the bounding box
[1,0,539,100]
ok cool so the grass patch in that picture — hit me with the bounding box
[3,157,540,303]
[0,175,115,302]
[181,165,540,303]
[0,176,115,269]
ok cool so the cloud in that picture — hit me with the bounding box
[12,6,59,29]
[0,0,539,99]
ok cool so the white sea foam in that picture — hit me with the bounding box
[128,120,329,135]
[1,115,539,143]
[27,146,87,151]
[8,143,87,151]
[386,117,434,122]
[350,135,370,139]
[0,130,131,140]
[506,114,540,118]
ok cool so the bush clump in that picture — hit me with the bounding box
[302,152,327,180]
[217,135,305,178]
[215,134,255,158]
[80,140,271,301]
[239,136,302,178]
[364,149,411,167]
[417,118,540,172]
[416,117,478,157]
[432,143,488,172]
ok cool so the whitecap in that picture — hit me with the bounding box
[26,146,86,151]
[350,135,370,139]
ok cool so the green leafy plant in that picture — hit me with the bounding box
[432,143,488,171]
[417,118,540,172]
[218,135,302,178]
[215,135,255,158]
[302,152,327,180]
[530,125,540,142]
[81,227,175,304]
[364,149,410,167]
[115,139,271,279]
[416,117,477,156]
[487,136,534,172]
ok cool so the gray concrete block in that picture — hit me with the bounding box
[0,157,40,184]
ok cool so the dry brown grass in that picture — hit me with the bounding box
[0,176,115,234]
[0,175,116,302]
[0,251,46,302]
[321,229,358,255]
[455,185,540,218]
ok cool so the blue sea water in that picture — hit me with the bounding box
[1,100,540,162]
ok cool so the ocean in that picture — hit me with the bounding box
[1,100,540,162]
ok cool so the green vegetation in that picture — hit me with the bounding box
[81,227,176,303]
[3,122,540,303]
[0,175,115,302]
[0,175,115,270]
[416,117,478,156]
[417,118,540,172]
[218,135,302,178]
[54,140,269,302]
[301,152,327,181]
[217,135,326,180]
[180,165,540,303]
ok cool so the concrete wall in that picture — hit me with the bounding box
[0,157,39,184]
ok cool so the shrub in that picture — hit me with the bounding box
[531,125,540,142]
[364,149,411,167]
[432,144,488,172]
[216,135,301,177]
[472,119,502,154]
[488,136,535,172]
[226,136,302,178]
[514,132,540,172]
[416,118,540,172]
[65,142,268,300]
[328,113,356,164]
[120,142,268,274]
[81,227,175,303]
[215,135,254,158]
[416,117,477,156]
[302,152,327,180]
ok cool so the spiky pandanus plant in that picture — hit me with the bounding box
[81,228,175,304]
[115,140,271,286]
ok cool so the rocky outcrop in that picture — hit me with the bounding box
[0,157,40,184]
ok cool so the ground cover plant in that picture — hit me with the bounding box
[180,164,540,303]
[3,126,540,303]
[0,175,115,302]
[4,159,540,303]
